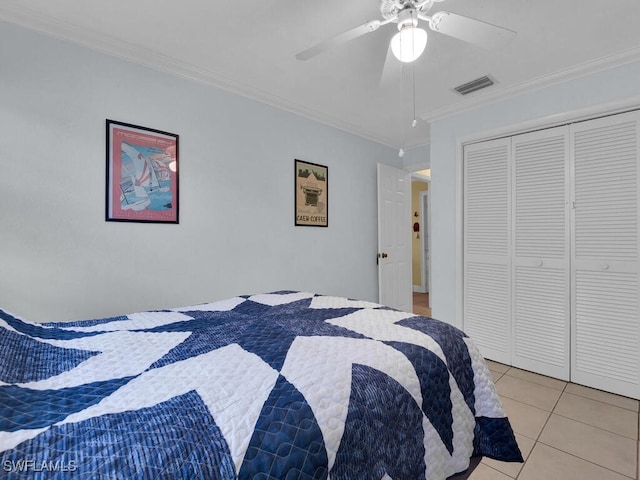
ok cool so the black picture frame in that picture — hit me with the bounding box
[295,159,328,227]
[106,119,179,223]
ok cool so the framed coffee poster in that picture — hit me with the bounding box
[295,159,328,227]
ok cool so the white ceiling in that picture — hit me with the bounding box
[1,0,640,149]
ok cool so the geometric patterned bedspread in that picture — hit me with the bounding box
[0,291,522,479]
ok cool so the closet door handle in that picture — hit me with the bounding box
[600,263,610,271]
[535,260,543,267]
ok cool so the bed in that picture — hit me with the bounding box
[0,291,522,479]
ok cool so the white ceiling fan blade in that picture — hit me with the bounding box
[296,19,392,61]
[426,11,516,49]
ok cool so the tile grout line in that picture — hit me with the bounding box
[512,379,567,479]
[562,388,640,413]
[500,376,637,443]
[489,363,640,479]
[532,442,638,480]
[549,409,639,441]
[504,375,639,480]
[534,380,567,440]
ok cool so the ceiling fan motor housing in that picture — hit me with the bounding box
[380,0,434,21]
[397,8,418,30]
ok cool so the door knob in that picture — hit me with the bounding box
[378,253,388,259]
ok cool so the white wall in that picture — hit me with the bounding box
[401,144,430,172]
[429,60,640,327]
[0,22,402,321]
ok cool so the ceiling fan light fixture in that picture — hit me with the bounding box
[391,25,428,63]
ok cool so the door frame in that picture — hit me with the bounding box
[420,188,431,294]
[411,171,431,295]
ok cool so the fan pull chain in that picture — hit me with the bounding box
[400,59,418,158]
[411,60,417,128]
[399,59,407,157]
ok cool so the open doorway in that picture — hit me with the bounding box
[411,172,431,316]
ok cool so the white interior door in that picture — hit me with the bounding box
[377,163,412,312]
[511,127,570,381]
[570,112,640,399]
[463,138,512,364]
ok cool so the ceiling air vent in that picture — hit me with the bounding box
[454,75,495,96]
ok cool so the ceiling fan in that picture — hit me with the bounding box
[296,0,516,63]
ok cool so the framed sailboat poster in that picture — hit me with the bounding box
[106,120,179,223]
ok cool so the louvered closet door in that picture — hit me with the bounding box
[512,127,570,380]
[571,111,640,399]
[463,138,511,363]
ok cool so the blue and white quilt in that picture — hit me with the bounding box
[0,291,522,479]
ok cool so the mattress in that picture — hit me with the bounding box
[0,291,522,479]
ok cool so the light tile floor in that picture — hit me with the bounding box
[470,361,639,480]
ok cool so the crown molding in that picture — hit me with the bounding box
[0,4,411,149]
[3,3,639,148]
[421,45,640,123]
